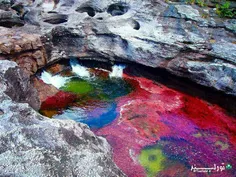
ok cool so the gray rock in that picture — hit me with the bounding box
[3,63,40,110]
[0,60,125,177]
[0,0,10,10]
[211,42,236,63]
[0,9,24,27]
[167,54,236,95]
[225,19,236,33]
[175,5,202,22]
[1,0,236,96]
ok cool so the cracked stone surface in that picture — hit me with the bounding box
[0,60,126,177]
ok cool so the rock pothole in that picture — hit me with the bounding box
[107,2,130,16]
[131,20,140,30]
[43,14,68,24]
[76,6,96,17]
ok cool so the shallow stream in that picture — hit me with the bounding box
[39,60,235,177]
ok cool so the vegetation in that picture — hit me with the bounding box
[185,0,236,18]
[216,1,236,18]
[186,0,207,7]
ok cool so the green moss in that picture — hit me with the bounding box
[139,147,166,177]
[62,79,94,94]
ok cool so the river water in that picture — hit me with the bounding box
[39,60,235,177]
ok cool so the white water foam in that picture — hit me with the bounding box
[109,65,126,78]
[40,71,69,89]
[70,59,91,78]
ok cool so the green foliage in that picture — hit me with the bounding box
[186,0,206,6]
[186,0,196,5]
[216,1,236,18]
[196,0,206,7]
[185,0,236,18]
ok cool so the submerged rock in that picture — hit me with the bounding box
[0,60,125,177]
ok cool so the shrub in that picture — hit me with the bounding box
[216,1,236,18]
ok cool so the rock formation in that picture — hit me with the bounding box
[0,60,125,176]
[0,0,235,176]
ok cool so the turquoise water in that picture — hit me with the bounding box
[40,69,133,129]
[55,102,118,129]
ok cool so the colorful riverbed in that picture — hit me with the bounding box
[39,62,236,177]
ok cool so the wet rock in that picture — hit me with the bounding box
[33,77,59,103]
[46,63,67,74]
[1,60,40,110]
[0,60,125,177]
[0,9,24,27]
[166,53,236,95]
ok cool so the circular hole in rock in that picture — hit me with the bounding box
[43,14,68,24]
[131,20,140,30]
[97,17,103,20]
[107,2,129,16]
[76,7,96,17]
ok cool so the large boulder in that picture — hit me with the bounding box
[0,60,125,177]
[1,0,236,95]
[16,0,234,96]
[0,27,47,75]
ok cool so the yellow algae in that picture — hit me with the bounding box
[139,148,166,177]
[193,132,202,138]
[40,110,58,118]
[215,141,229,150]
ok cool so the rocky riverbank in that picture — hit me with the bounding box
[0,60,125,176]
[0,0,236,95]
[0,0,235,176]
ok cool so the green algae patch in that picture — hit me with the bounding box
[62,79,94,94]
[139,147,166,177]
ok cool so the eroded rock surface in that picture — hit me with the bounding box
[0,0,236,95]
[0,27,47,75]
[0,60,125,177]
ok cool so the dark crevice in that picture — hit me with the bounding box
[43,14,68,24]
[131,20,140,30]
[41,58,236,116]
[0,109,4,115]
[107,2,130,16]
[0,21,24,28]
[76,7,96,17]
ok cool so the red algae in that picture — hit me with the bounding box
[96,74,236,177]
[39,70,236,177]
[40,91,76,110]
